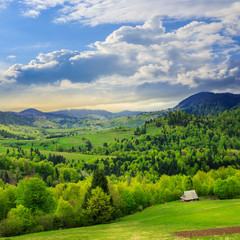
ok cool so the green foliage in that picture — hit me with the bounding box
[0,187,8,220]
[0,204,41,237]
[16,177,56,213]
[213,178,228,199]
[56,197,76,227]
[83,109,240,178]
[83,169,109,209]
[84,187,114,224]
[121,189,137,214]
[183,176,193,191]
[1,109,240,237]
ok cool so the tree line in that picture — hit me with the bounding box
[1,166,240,237]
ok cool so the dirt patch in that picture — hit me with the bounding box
[173,226,240,238]
[70,141,79,143]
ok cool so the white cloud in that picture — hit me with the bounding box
[1,6,240,111]
[7,55,16,60]
[22,9,40,18]
[207,2,240,36]
[0,60,15,85]
[18,0,238,25]
[3,14,240,89]
[0,0,13,10]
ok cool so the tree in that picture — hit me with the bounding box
[0,187,8,220]
[56,197,75,227]
[121,189,137,214]
[86,140,93,151]
[82,169,109,208]
[213,178,228,199]
[183,176,193,191]
[16,177,56,213]
[227,177,240,198]
[85,187,114,224]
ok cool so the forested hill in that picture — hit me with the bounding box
[0,111,34,126]
[51,109,143,120]
[1,91,240,128]
[82,109,240,179]
[1,109,240,237]
[175,92,240,115]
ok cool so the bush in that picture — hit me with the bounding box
[213,179,228,199]
[0,204,41,237]
[56,198,76,228]
[38,214,56,231]
[0,216,25,237]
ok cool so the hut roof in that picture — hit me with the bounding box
[181,190,199,201]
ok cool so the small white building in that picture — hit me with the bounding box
[180,190,199,202]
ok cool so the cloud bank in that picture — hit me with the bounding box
[19,0,237,26]
[0,2,240,111]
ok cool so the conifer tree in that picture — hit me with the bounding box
[82,169,109,209]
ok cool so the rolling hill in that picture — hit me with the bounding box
[0,111,34,126]
[3,199,240,240]
[175,92,240,115]
[1,92,240,129]
[51,109,143,120]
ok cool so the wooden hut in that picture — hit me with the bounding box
[180,190,199,202]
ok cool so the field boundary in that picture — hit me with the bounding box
[173,226,240,237]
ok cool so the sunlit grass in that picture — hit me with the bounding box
[3,199,240,240]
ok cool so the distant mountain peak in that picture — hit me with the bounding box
[20,108,42,113]
[175,92,240,115]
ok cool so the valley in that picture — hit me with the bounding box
[0,92,240,239]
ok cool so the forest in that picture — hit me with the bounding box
[0,109,240,237]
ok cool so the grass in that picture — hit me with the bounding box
[3,199,240,240]
[0,127,136,153]
[39,149,109,161]
[0,146,108,162]
[0,121,158,153]
[53,128,135,148]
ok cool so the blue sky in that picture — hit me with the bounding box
[0,0,240,112]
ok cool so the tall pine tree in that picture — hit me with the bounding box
[82,169,109,209]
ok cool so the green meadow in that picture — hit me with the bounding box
[0,146,108,162]
[0,126,136,151]
[3,199,240,240]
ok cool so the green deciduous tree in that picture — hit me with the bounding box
[16,177,56,213]
[213,178,228,199]
[0,187,8,220]
[56,197,75,227]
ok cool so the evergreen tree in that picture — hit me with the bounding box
[82,169,109,209]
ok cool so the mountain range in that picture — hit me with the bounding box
[1,92,240,129]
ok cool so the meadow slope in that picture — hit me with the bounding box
[2,199,240,240]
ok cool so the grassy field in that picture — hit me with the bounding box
[0,121,159,153]
[0,127,136,150]
[3,199,240,240]
[0,146,108,162]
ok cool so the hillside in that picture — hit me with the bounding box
[1,109,240,238]
[51,109,143,120]
[3,199,240,240]
[0,111,34,126]
[1,92,240,128]
[0,109,165,130]
[175,92,240,115]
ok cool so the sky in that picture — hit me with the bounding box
[0,0,240,112]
